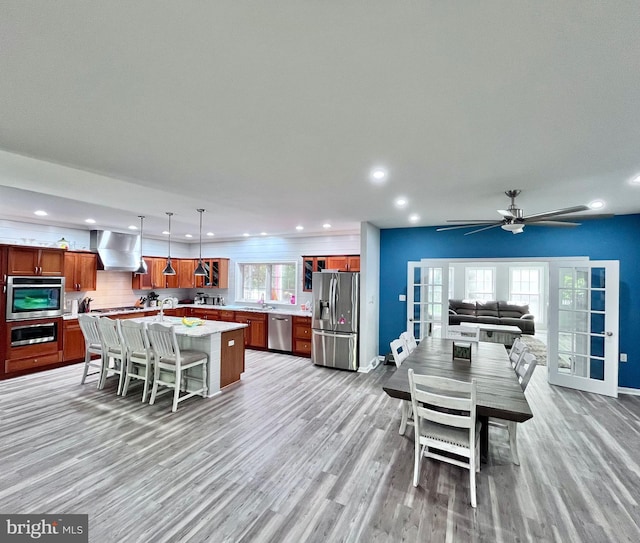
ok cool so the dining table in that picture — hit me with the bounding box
[382,337,533,462]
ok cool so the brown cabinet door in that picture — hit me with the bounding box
[7,247,39,275]
[204,258,229,288]
[132,257,154,289]
[64,252,76,291]
[38,249,65,275]
[178,259,196,288]
[292,316,312,357]
[234,312,267,349]
[326,256,349,271]
[63,319,86,361]
[64,252,97,291]
[220,328,245,388]
[347,256,360,272]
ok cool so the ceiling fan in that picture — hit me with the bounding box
[437,189,613,235]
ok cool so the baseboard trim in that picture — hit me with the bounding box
[358,356,383,373]
[619,386,640,396]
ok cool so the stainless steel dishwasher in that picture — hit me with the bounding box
[268,314,292,351]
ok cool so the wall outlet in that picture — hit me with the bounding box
[620,353,628,362]
[399,294,406,301]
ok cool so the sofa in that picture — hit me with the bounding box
[448,299,535,335]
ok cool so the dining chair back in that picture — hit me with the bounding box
[390,338,412,435]
[119,320,154,402]
[515,351,538,391]
[408,369,480,507]
[400,331,418,354]
[97,317,126,394]
[78,314,103,386]
[147,322,208,412]
[508,338,528,368]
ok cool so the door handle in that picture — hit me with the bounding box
[606,331,613,337]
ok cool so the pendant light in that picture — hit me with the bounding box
[162,212,176,275]
[134,215,148,274]
[194,208,207,276]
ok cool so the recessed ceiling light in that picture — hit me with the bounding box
[243,233,250,237]
[85,218,96,224]
[260,232,267,236]
[323,223,331,229]
[631,174,640,185]
[185,234,193,238]
[34,210,48,216]
[296,225,304,231]
[162,230,170,235]
[206,232,215,236]
[370,168,387,183]
[395,197,408,208]
[409,214,420,223]
[128,225,137,230]
[589,200,605,210]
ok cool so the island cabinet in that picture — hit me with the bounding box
[220,328,245,388]
[63,318,85,362]
[64,251,97,292]
[7,246,65,276]
[234,311,267,349]
[292,316,312,357]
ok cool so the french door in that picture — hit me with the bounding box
[406,260,449,340]
[548,260,619,397]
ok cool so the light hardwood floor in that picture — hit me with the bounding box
[1,352,639,543]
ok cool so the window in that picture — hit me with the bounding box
[238,262,297,303]
[509,266,544,322]
[465,267,495,300]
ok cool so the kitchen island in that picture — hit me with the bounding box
[131,316,247,396]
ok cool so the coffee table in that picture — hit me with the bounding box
[459,322,522,347]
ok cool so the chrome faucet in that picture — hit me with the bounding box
[158,297,173,321]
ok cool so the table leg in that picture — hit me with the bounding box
[479,415,489,464]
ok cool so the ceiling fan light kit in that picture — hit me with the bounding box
[437,189,613,236]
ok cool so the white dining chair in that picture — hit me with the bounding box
[508,337,528,368]
[147,322,208,412]
[490,352,538,465]
[97,317,126,394]
[408,369,480,507]
[78,314,103,386]
[390,338,413,436]
[400,331,418,354]
[119,319,154,403]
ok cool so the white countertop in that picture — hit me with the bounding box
[131,315,247,336]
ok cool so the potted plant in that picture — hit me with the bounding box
[148,291,159,307]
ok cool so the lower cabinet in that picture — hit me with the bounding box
[234,311,267,349]
[5,318,64,374]
[220,328,245,388]
[293,316,312,357]
[63,319,85,362]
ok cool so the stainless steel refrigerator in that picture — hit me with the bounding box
[311,271,359,371]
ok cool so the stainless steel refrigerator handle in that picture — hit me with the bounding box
[329,275,336,327]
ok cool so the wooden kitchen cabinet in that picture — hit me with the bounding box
[63,318,85,362]
[131,257,154,289]
[202,258,229,289]
[178,259,197,288]
[7,246,65,276]
[64,251,97,292]
[234,311,267,349]
[4,318,64,374]
[326,255,360,272]
[302,256,327,291]
[293,316,312,357]
[220,328,245,388]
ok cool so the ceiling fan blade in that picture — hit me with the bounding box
[525,220,580,227]
[498,209,515,219]
[523,205,589,221]
[445,219,500,223]
[463,224,503,235]
[537,213,614,222]
[436,223,499,231]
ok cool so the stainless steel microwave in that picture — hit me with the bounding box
[5,276,65,321]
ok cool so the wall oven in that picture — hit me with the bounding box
[10,321,58,347]
[5,276,65,321]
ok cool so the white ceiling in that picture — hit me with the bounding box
[1,1,639,241]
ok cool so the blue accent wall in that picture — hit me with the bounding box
[379,214,640,389]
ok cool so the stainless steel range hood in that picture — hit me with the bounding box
[90,230,141,272]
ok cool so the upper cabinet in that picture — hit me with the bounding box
[7,246,65,276]
[302,255,359,291]
[201,258,229,289]
[131,257,154,290]
[178,259,197,289]
[64,252,97,291]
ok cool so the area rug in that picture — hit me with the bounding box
[518,335,547,366]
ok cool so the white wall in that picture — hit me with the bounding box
[359,222,380,372]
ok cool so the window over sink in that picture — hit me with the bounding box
[237,262,297,304]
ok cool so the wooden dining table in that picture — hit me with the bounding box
[382,337,533,461]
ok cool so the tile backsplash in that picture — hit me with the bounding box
[65,271,189,310]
